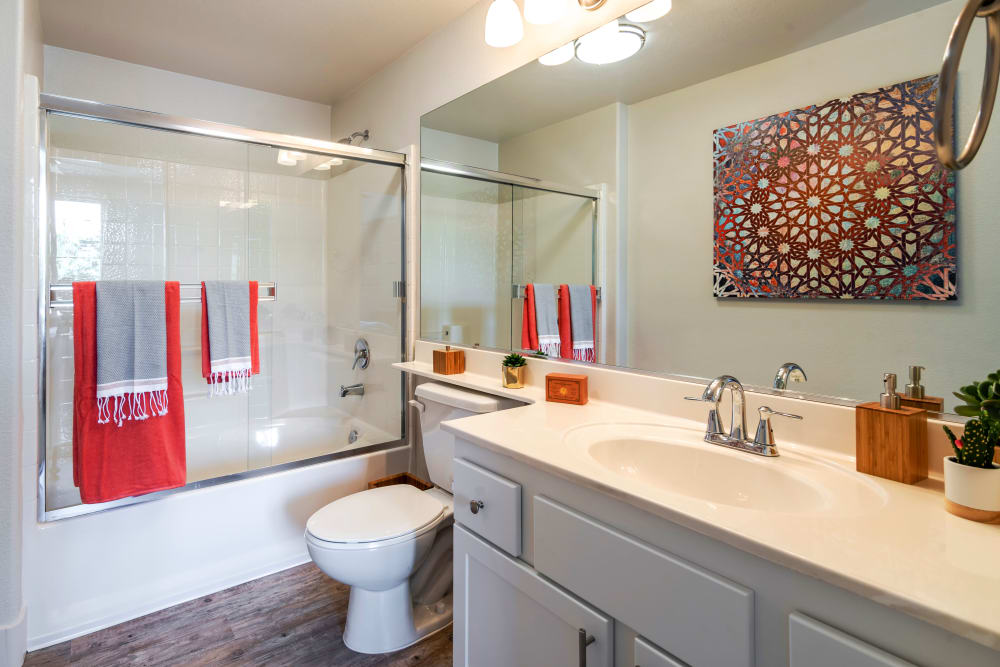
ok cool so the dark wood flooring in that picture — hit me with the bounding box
[24,563,453,667]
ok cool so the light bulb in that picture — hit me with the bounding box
[277,150,297,166]
[625,0,672,22]
[575,22,645,65]
[524,0,570,25]
[485,0,524,47]
[539,42,574,66]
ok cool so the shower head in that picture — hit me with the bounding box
[338,130,370,145]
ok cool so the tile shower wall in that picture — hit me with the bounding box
[43,114,402,512]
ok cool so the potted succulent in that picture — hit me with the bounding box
[943,373,1000,522]
[501,353,527,389]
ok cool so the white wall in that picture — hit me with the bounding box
[43,47,332,140]
[627,0,995,404]
[421,127,498,169]
[21,50,408,649]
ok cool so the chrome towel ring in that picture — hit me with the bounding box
[935,0,1000,169]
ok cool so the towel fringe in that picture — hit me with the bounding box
[97,389,169,427]
[209,368,253,397]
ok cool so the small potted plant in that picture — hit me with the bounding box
[943,373,1000,522]
[501,353,527,389]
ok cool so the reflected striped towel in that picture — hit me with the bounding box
[533,283,561,358]
[95,281,170,426]
[201,281,259,396]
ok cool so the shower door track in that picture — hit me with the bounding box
[36,95,409,522]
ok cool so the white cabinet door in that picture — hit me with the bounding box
[454,524,613,667]
[789,613,917,667]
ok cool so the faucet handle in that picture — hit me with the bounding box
[685,396,724,435]
[753,405,802,448]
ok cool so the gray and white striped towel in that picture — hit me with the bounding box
[204,281,252,396]
[96,281,169,426]
[533,283,561,358]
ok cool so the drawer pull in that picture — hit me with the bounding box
[469,499,485,514]
[578,628,595,667]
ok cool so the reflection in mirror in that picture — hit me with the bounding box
[420,0,993,418]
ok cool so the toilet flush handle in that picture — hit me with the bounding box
[469,500,484,514]
[408,399,425,414]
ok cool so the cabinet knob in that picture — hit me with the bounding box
[469,499,485,514]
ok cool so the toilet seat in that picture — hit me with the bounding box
[306,484,446,545]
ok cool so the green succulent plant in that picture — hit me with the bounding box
[944,417,999,469]
[952,370,1000,419]
[502,353,527,368]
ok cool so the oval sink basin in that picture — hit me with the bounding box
[564,423,887,516]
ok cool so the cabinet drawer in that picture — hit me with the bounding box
[635,636,688,667]
[534,496,754,667]
[789,613,916,667]
[453,458,521,556]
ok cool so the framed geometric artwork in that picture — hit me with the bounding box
[712,74,956,300]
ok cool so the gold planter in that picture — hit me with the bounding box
[502,365,526,389]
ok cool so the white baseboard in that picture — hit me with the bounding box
[27,552,310,651]
[1,605,27,667]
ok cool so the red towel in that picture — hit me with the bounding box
[200,281,260,386]
[520,283,538,351]
[72,282,186,503]
[557,284,598,361]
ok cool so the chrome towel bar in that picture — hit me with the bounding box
[511,283,602,302]
[935,0,1000,169]
[47,281,277,309]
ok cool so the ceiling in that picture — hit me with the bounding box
[421,0,950,143]
[39,0,483,105]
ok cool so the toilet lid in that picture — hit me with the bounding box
[306,485,446,544]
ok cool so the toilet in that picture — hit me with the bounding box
[305,382,510,654]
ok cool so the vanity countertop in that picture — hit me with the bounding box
[433,393,1000,652]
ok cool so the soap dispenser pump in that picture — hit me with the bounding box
[897,365,945,412]
[855,371,928,484]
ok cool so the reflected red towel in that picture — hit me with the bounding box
[200,281,260,386]
[558,285,572,360]
[520,283,538,352]
[72,282,186,503]
[557,285,598,361]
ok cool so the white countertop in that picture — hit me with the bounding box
[396,363,1000,651]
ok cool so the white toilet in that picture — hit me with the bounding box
[305,382,510,654]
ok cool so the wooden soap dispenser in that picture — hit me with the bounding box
[432,345,465,375]
[897,365,945,412]
[855,372,928,484]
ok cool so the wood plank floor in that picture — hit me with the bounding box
[24,563,453,667]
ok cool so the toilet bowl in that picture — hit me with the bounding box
[305,381,511,654]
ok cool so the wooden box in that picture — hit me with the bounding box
[855,402,928,484]
[432,345,465,375]
[546,373,588,405]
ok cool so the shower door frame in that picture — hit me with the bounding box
[37,94,409,522]
[418,158,603,358]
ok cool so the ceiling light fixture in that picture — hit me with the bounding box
[277,150,297,166]
[524,0,571,25]
[575,20,645,65]
[485,0,524,47]
[538,41,575,66]
[313,157,345,171]
[625,0,672,22]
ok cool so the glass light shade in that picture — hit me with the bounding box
[485,0,524,47]
[575,22,645,65]
[625,0,672,22]
[538,42,575,66]
[524,0,570,25]
[276,150,297,166]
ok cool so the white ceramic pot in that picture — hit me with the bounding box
[943,455,1000,522]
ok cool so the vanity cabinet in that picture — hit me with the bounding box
[453,524,613,667]
[451,442,1000,667]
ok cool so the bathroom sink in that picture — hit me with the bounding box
[563,423,887,516]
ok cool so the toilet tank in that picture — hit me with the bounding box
[414,382,514,491]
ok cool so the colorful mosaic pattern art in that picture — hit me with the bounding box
[713,75,956,300]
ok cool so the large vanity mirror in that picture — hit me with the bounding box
[419,0,995,418]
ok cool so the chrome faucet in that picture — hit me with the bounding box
[352,338,370,370]
[773,362,807,390]
[686,375,802,457]
[340,383,365,398]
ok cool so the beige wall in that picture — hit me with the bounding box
[628,0,994,405]
[422,127,498,169]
